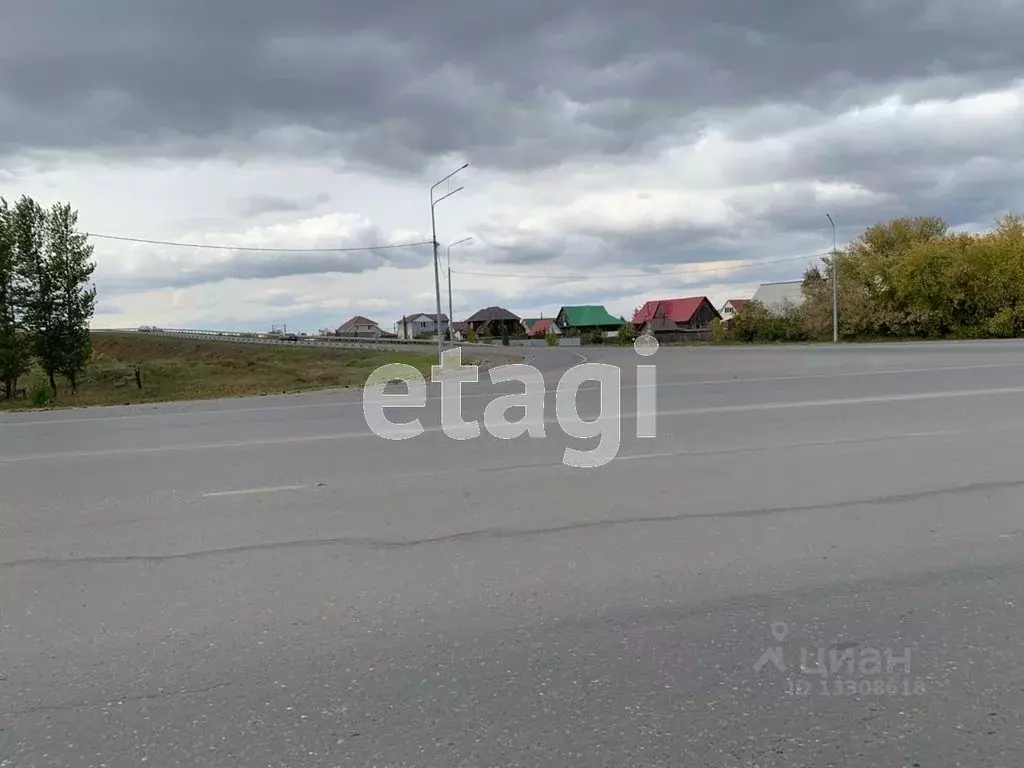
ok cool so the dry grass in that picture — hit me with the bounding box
[1,333,444,410]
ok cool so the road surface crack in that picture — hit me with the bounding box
[3,477,1023,569]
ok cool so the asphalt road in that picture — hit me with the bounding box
[3,340,1024,767]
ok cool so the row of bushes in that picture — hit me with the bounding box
[717,213,1024,343]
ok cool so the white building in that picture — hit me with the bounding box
[394,313,450,339]
[752,281,805,313]
[719,299,749,322]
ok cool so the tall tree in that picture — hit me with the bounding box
[46,203,97,394]
[0,199,32,398]
[13,196,58,392]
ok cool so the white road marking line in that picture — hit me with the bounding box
[202,484,309,498]
[612,427,971,464]
[3,384,1024,463]
[0,429,375,463]
[651,385,1024,418]
[2,360,1024,428]
[671,360,1024,388]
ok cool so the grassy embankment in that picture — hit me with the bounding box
[0,333,446,410]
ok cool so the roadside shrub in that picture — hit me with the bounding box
[28,374,53,407]
[617,323,639,346]
[730,301,809,343]
[983,307,1022,338]
[793,212,1024,341]
[545,332,559,347]
[709,318,730,343]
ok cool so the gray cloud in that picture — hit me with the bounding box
[233,191,331,218]
[97,243,433,296]
[244,290,307,308]
[7,0,1024,323]
[3,1,1022,173]
[470,220,826,275]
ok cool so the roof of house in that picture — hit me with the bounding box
[643,317,681,333]
[452,321,470,332]
[752,281,804,310]
[527,318,557,336]
[723,299,749,310]
[466,306,521,323]
[403,312,449,322]
[632,297,713,325]
[557,305,623,327]
[521,317,541,330]
[338,315,379,330]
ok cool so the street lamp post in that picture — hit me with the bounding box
[430,163,469,363]
[826,213,838,343]
[446,236,472,346]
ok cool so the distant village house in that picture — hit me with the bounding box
[751,281,805,314]
[632,297,721,340]
[465,306,522,337]
[394,313,450,339]
[555,305,623,335]
[336,315,388,338]
[719,299,748,323]
[524,318,561,337]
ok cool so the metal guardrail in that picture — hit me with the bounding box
[91,327,506,353]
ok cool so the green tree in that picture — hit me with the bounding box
[0,199,32,398]
[730,211,1024,344]
[617,322,639,346]
[46,203,97,393]
[13,196,59,393]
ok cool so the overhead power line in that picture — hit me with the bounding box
[81,231,433,253]
[79,229,826,280]
[451,252,827,280]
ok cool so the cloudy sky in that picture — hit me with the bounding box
[2,0,1022,333]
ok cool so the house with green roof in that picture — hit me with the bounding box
[555,305,624,335]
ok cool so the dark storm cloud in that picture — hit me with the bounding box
[471,218,826,274]
[2,0,1022,172]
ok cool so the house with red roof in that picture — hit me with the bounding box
[719,298,750,328]
[525,317,561,337]
[632,297,721,337]
[719,299,749,322]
